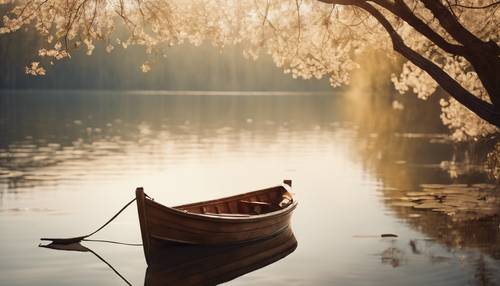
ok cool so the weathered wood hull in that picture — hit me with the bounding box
[136,181,297,265]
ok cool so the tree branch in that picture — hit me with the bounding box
[317,0,466,55]
[370,0,466,56]
[449,1,500,10]
[318,0,499,126]
[419,0,487,47]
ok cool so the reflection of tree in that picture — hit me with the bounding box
[378,238,499,285]
[352,92,500,258]
[0,90,343,147]
[381,246,406,268]
[345,57,500,262]
[346,51,456,186]
[474,255,495,286]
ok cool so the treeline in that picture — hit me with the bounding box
[0,31,330,91]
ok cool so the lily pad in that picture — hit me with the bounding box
[413,203,445,209]
[446,195,482,203]
[445,187,480,192]
[392,201,417,207]
[419,184,446,189]
[431,207,454,213]
[441,189,469,194]
[472,183,496,189]
[406,192,424,197]
[446,184,469,188]
[408,196,435,201]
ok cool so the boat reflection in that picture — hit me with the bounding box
[39,226,297,286]
[145,226,297,286]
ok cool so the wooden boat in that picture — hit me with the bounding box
[146,226,297,285]
[136,180,297,265]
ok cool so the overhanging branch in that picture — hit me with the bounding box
[420,0,489,48]
[370,0,466,56]
[318,0,499,126]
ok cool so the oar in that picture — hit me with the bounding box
[41,197,137,245]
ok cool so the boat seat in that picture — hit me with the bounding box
[239,200,271,206]
[203,213,251,217]
[239,200,272,214]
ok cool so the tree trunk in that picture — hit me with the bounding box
[464,50,500,109]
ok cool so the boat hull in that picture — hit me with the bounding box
[136,183,297,265]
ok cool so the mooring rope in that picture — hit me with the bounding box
[41,196,138,245]
[84,197,137,238]
[82,239,142,246]
[87,248,133,286]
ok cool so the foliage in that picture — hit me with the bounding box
[0,0,499,139]
[486,142,500,182]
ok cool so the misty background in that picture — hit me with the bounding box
[0,31,332,91]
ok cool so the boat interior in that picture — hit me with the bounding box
[174,185,293,217]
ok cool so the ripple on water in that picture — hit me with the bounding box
[0,91,498,286]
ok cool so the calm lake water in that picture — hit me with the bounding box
[0,90,498,285]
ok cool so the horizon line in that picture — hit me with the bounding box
[0,89,339,96]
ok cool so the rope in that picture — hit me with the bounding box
[87,248,132,286]
[41,196,138,244]
[85,197,137,238]
[82,239,142,246]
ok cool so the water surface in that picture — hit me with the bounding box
[0,90,498,285]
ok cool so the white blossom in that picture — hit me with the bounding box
[25,62,46,76]
[141,62,151,73]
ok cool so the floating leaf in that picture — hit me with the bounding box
[392,201,417,207]
[406,192,424,197]
[441,189,469,194]
[413,203,444,209]
[419,184,446,189]
[408,196,435,201]
[431,207,454,213]
[446,184,469,188]
[472,183,496,189]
